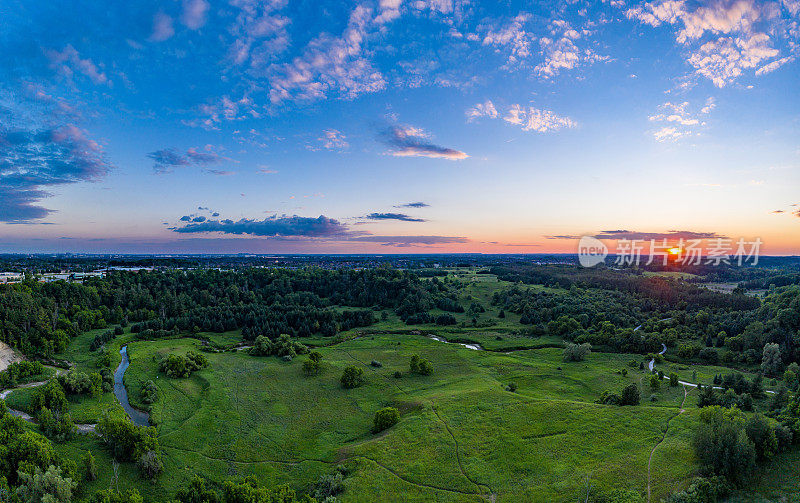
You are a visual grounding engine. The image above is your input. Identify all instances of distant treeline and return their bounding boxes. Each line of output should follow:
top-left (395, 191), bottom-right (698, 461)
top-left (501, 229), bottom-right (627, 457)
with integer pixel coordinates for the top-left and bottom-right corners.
top-left (0, 268), bottom-right (462, 356)
top-left (490, 265), bottom-right (759, 311)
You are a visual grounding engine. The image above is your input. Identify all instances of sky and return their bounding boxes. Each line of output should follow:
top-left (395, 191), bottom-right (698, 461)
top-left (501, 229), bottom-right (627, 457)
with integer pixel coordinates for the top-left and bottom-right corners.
top-left (0, 0), bottom-right (798, 255)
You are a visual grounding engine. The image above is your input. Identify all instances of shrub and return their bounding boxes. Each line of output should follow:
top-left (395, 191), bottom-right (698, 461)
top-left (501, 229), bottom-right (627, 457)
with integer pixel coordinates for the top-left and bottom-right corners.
top-left (340, 366), bottom-right (365, 389)
top-left (650, 375), bottom-right (661, 390)
top-left (693, 407), bottom-right (756, 486)
top-left (393, 371), bottom-right (402, 379)
top-left (620, 383), bottom-right (640, 406)
top-left (598, 391), bottom-right (621, 406)
top-left (302, 359), bottom-right (321, 377)
top-left (506, 382), bottom-right (518, 392)
top-left (140, 381), bottom-right (158, 404)
top-left (418, 359), bottom-right (434, 375)
top-left (370, 360), bottom-right (382, 368)
top-left (31, 380), bottom-right (68, 413)
top-left (250, 334), bottom-right (307, 358)
top-left (563, 343), bottom-right (591, 362)
top-left (137, 450), bottom-right (163, 479)
top-left (669, 373), bottom-right (679, 387)
top-left (159, 352), bottom-right (208, 378)
top-left (313, 466), bottom-right (348, 500)
top-left (373, 407), bottom-right (400, 433)
top-left (84, 451), bottom-right (97, 481)
top-left (58, 370), bottom-right (100, 396)
top-left (96, 409), bottom-right (161, 478)
top-left (409, 354), bottom-right (420, 374)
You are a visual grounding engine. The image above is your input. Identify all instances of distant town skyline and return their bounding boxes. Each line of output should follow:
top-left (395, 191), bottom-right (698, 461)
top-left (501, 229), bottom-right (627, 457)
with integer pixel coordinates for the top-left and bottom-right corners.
top-left (1, 0), bottom-right (798, 254)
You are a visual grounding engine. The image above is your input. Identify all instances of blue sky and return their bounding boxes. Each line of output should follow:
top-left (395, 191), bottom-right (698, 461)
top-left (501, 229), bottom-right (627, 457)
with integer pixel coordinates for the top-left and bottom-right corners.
top-left (1, 0), bottom-right (798, 254)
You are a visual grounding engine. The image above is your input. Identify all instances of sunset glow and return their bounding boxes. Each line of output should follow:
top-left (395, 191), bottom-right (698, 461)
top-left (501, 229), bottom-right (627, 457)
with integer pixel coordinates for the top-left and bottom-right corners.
top-left (0, 0), bottom-right (798, 254)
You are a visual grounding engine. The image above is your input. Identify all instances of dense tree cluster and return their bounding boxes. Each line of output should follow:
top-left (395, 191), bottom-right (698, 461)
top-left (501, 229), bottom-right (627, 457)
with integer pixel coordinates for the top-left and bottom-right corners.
top-left (0, 400), bottom-right (77, 492)
top-left (96, 409), bottom-right (162, 478)
top-left (250, 334), bottom-right (307, 358)
top-left (0, 361), bottom-right (45, 388)
top-left (159, 352), bottom-right (209, 378)
top-left (173, 475), bottom-right (321, 503)
top-left (0, 268), bottom-right (464, 359)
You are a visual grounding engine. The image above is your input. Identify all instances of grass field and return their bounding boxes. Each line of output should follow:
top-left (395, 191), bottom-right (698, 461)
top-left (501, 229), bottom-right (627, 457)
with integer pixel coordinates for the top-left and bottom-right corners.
top-left (3, 274), bottom-right (792, 501)
top-left (24, 330), bottom-right (712, 502)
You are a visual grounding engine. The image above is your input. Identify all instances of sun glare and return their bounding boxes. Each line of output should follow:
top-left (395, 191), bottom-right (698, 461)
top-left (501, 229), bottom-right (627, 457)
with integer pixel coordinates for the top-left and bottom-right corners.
top-left (668, 247), bottom-right (682, 255)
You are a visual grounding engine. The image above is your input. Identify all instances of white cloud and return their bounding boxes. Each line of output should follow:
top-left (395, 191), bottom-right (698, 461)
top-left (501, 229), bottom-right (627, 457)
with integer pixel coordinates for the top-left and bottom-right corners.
top-left (45, 45), bottom-right (109, 86)
top-left (756, 55), bottom-right (795, 74)
top-left (227, 0), bottom-right (290, 67)
top-left (624, 0), bottom-right (796, 86)
top-left (504, 104), bottom-right (578, 132)
top-left (534, 19), bottom-right (609, 77)
top-left (267, 5), bottom-right (387, 103)
top-left (466, 100), bottom-right (498, 121)
top-left (468, 101), bottom-right (576, 132)
top-left (150, 11), bottom-right (175, 42)
top-left (482, 13), bottom-right (535, 63)
top-left (649, 99), bottom-right (712, 141)
top-left (687, 34), bottom-right (778, 87)
top-left (182, 0), bottom-right (210, 29)
top-left (376, 0), bottom-right (402, 24)
top-left (318, 129), bottom-right (349, 151)
top-left (653, 126), bottom-right (688, 141)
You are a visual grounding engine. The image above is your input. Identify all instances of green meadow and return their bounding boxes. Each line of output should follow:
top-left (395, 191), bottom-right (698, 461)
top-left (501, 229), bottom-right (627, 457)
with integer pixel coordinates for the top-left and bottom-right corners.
top-left (7, 327), bottom-right (714, 502)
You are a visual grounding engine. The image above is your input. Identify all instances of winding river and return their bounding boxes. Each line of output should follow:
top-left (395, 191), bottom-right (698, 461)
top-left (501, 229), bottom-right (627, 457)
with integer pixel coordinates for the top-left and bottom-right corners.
top-left (114, 346), bottom-right (150, 426)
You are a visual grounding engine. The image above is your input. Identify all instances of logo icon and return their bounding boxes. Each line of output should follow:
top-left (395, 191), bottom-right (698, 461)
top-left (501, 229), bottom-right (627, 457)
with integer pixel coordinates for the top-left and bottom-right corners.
top-left (578, 236), bottom-right (608, 267)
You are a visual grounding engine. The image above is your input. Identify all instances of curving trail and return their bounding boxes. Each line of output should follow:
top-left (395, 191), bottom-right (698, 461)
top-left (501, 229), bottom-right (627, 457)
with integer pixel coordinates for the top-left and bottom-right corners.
top-left (0, 367), bottom-right (98, 433)
top-left (646, 385), bottom-right (688, 503)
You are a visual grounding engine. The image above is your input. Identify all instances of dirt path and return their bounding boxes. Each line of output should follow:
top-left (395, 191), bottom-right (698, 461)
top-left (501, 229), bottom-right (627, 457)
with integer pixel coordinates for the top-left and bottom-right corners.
top-left (646, 385), bottom-right (688, 503)
top-left (1, 366), bottom-right (96, 433)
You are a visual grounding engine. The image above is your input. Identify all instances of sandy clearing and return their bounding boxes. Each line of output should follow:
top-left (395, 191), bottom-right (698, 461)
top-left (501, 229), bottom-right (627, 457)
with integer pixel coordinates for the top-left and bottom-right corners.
top-left (0, 341), bottom-right (23, 372)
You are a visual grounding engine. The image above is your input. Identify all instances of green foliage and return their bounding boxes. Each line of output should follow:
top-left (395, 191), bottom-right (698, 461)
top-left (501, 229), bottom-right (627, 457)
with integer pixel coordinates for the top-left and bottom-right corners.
top-left (221, 476), bottom-right (316, 503)
top-left (745, 414), bottom-right (778, 461)
top-left (0, 361), bottom-right (45, 388)
top-left (302, 358), bottom-right (321, 376)
top-left (0, 401), bottom-right (59, 486)
top-left (140, 380), bottom-right (158, 404)
top-left (83, 451), bottom-right (97, 481)
top-left (57, 369), bottom-right (100, 396)
top-left (649, 375), bottom-right (661, 390)
top-left (88, 489), bottom-right (144, 503)
top-left (784, 362), bottom-right (800, 391)
top-left (563, 343), bottom-right (591, 362)
top-left (693, 407), bottom-right (756, 486)
top-left (620, 384), bottom-right (640, 406)
top-left (373, 407), bottom-right (399, 433)
top-left (409, 354), bottom-right (420, 374)
top-left (418, 359), bottom-right (433, 375)
top-left (339, 366), bottom-right (364, 389)
top-left (408, 354), bottom-right (433, 375)
top-left (312, 466), bottom-right (348, 501)
top-left (250, 334), bottom-right (308, 358)
top-left (36, 407), bottom-right (75, 442)
top-left (15, 465), bottom-right (76, 503)
top-left (159, 352), bottom-right (209, 378)
top-left (669, 373), bottom-right (679, 387)
top-left (761, 343), bottom-right (784, 376)
top-left (31, 380), bottom-right (67, 414)
top-left (665, 476), bottom-right (730, 503)
top-left (778, 390), bottom-right (800, 437)
top-left (96, 409), bottom-right (161, 478)
top-left (174, 476), bottom-right (220, 503)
